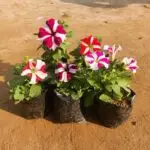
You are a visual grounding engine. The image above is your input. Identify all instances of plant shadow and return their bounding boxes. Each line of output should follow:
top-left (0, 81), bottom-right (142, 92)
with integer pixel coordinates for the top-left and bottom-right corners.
top-left (60, 0), bottom-right (150, 8)
top-left (0, 60), bottom-right (27, 118)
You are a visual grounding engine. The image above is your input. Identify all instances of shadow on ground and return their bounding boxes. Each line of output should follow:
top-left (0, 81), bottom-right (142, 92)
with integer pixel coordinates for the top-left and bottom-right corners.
top-left (0, 60), bottom-right (55, 120)
top-left (60, 0), bottom-right (150, 8)
top-left (0, 60), bottom-right (28, 118)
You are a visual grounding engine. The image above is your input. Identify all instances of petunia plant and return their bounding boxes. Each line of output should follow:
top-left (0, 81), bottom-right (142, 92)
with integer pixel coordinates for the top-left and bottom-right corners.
top-left (8, 57), bottom-right (48, 104)
top-left (36, 18), bottom-right (88, 101)
top-left (71, 35), bottom-right (139, 107)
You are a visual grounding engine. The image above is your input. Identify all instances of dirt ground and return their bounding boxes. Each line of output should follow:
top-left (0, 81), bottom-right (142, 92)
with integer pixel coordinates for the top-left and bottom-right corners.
top-left (0, 0), bottom-right (150, 150)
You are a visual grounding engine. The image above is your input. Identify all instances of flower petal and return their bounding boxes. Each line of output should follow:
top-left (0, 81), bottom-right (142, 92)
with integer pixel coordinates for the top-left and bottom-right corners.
top-left (54, 36), bottom-right (62, 46)
top-left (36, 59), bottom-right (46, 70)
top-left (69, 64), bottom-right (78, 74)
top-left (43, 36), bottom-right (53, 49)
top-left (29, 74), bottom-right (37, 84)
top-left (56, 25), bottom-right (66, 34)
top-left (85, 53), bottom-right (94, 64)
top-left (96, 51), bottom-right (105, 60)
top-left (53, 20), bottom-right (59, 32)
top-left (60, 72), bottom-right (68, 82)
top-left (103, 45), bottom-right (110, 51)
top-left (21, 69), bottom-right (31, 76)
top-left (55, 33), bottom-right (66, 43)
top-left (29, 59), bottom-right (36, 69)
top-left (55, 68), bottom-right (65, 74)
top-left (59, 72), bottom-right (72, 82)
top-left (36, 71), bottom-right (48, 80)
top-left (67, 72), bottom-right (72, 81)
top-left (103, 45), bottom-right (113, 53)
top-left (38, 27), bottom-right (50, 39)
top-left (46, 18), bottom-right (58, 32)
top-left (89, 62), bottom-right (99, 70)
top-left (91, 37), bottom-right (101, 51)
top-left (81, 35), bottom-right (91, 46)
top-left (99, 58), bottom-right (110, 69)
top-left (80, 44), bottom-right (90, 55)
top-left (51, 36), bottom-right (59, 50)
top-left (122, 57), bottom-right (138, 73)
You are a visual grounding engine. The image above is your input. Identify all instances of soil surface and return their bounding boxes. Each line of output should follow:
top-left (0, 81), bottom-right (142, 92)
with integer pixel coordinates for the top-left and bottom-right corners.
top-left (0, 0), bottom-right (150, 150)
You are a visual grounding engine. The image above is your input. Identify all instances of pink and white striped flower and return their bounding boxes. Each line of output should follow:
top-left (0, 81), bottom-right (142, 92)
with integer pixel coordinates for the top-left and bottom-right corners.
top-left (38, 18), bottom-right (66, 50)
top-left (85, 51), bottom-right (110, 70)
top-left (55, 62), bottom-right (78, 82)
top-left (80, 35), bottom-right (101, 55)
top-left (103, 45), bottom-right (114, 53)
top-left (103, 44), bottom-right (122, 61)
top-left (21, 59), bottom-right (48, 84)
top-left (122, 57), bottom-right (139, 73)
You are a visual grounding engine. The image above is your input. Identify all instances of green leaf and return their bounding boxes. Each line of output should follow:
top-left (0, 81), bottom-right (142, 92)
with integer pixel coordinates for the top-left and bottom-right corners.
top-left (105, 84), bottom-right (112, 92)
top-left (71, 93), bottom-right (80, 100)
top-left (29, 84), bottom-right (42, 98)
top-left (70, 79), bottom-right (81, 90)
top-left (66, 31), bottom-right (73, 38)
top-left (113, 93), bottom-right (122, 101)
top-left (99, 94), bottom-right (112, 103)
top-left (60, 42), bottom-right (71, 50)
top-left (87, 78), bottom-right (101, 89)
top-left (112, 84), bottom-right (121, 95)
top-left (117, 78), bottom-right (130, 88)
top-left (69, 47), bottom-right (80, 57)
top-left (64, 23), bottom-right (69, 28)
top-left (8, 76), bottom-right (27, 88)
top-left (120, 71), bottom-right (132, 78)
top-left (96, 36), bottom-right (102, 42)
top-left (52, 49), bottom-right (63, 61)
top-left (13, 63), bottom-right (24, 75)
top-left (14, 86), bottom-right (25, 101)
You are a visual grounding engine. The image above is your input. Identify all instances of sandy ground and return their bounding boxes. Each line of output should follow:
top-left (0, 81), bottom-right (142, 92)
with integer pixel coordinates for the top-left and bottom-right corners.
top-left (0, 0), bottom-right (150, 150)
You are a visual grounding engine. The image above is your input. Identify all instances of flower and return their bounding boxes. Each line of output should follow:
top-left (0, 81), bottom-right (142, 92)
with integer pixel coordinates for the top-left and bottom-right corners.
top-left (80, 35), bottom-right (101, 55)
top-left (103, 45), bottom-right (113, 53)
top-left (103, 44), bottom-right (122, 61)
top-left (85, 51), bottom-right (110, 70)
top-left (122, 57), bottom-right (139, 73)
top-left (38, 18), bottom-right (66, 50)
top-left (21, 59), bottom-right (48, 84)
top-left (55, 62), bottom-right (78, 82)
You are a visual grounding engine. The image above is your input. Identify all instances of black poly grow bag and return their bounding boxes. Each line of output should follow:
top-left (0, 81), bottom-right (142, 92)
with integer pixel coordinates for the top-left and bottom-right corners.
top-left (22, 95), bottom-right (45, 119)
top-left (53, 92), bottom-right (85, 123)
top-left (95, 90), bottom-right (136, 128)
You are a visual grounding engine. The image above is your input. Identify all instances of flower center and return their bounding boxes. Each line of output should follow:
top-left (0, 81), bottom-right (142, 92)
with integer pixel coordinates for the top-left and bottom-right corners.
top-left (31, 68), bottom-right (37, 73)
top-left (89, 44), bottom-right (93, 49)
top-left (51, 31), bottom-right (56, 36)
top-left (65, 66), bottom-right (69, 72)
top-left (95, 58), bottom-right (99, 63)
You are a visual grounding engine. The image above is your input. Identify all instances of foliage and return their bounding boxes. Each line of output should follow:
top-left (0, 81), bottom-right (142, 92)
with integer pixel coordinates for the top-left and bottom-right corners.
top-left (8, 18), bottom-right (137, 107)
top-left (8, 60), bottom-right (44, 104)
top-left (71, 46), bottom-right (133, 106)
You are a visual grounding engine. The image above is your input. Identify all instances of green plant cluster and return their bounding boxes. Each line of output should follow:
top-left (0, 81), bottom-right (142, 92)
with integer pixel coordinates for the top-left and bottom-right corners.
top-left (7, 19), bottom-right (136, 107)
top-left (8, 62), bottom-right (43, 104)
top-left (41, 24), bottom-right (87, 101)
top-left (71, 49), bottom-right (133, 107)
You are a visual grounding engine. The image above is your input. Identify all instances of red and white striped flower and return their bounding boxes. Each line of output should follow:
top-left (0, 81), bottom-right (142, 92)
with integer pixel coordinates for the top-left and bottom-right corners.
top-left (55, 62), bottom-right (78, 82)
top-left (122, 57), bottom-right (139, 73)
top-left (85, 51), bottom-right (110, 70)
top-left (38, 18), bottom-right (66, 50)
top-left (103, 44), bottom-right (122, 61)
top-left (21, 59), bottom-right (48, 84)
top-left (80, 35), bottom-right (101, 55)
